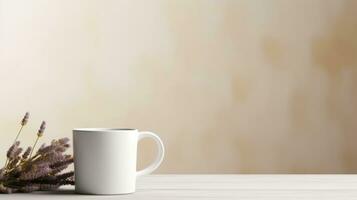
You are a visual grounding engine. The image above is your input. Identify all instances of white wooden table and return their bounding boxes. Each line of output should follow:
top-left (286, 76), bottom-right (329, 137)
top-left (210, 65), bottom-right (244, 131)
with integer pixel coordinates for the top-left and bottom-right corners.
top-left (2, 175), bottom-right (357, 199)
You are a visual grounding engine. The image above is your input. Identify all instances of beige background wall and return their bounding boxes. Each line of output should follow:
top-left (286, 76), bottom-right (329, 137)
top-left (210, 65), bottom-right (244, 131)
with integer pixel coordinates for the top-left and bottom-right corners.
top-left (0, 0), bottom-right (357, 173)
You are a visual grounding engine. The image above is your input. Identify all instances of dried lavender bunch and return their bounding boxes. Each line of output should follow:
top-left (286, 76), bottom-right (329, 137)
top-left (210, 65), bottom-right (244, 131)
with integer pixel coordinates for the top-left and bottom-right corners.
top-left (0, 138), bottom-right (74, 193)
top-left (0, 113), bottom-right (74, 193)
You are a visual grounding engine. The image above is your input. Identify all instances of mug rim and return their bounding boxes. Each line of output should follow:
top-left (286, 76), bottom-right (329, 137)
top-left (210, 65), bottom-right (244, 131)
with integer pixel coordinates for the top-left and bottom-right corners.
top-left (73, 128), bottom-right (138, 132)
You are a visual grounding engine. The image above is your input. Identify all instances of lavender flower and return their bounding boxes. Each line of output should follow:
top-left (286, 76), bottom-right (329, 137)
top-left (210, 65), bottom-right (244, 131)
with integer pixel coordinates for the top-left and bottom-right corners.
top-left (22, 147), bottom-right (32, 160)
top-left (37, 121), bottom-right (46, 137)
top-left (7, 141), bottom-right (20, 159)
top-left (56, 171), bottom-right (74, 180)
top-left (4, 112), bottom-right (30, 169)
top-left (21, 112), bottom-right (30, 126)
top-left (39, 143), bottom-right (46, 150)
top-left (20, 164), bottom-right (51, 180)
top-left (58, 138), bottom-right (69, 145)
top-left (39, 152), bottom-right (65, 166)
top-left (50, 165), bottom-right (69, 175)
top-left (50, 157), bottom-right (74, 169)
top-left (29, 121), bottom-right (47, 158)
top-left (13, 112), bottom-right (30, 145)
top-left (37, 145), bottom-right (56, 155)
top-left (7, 156), bottom-right (21, 169)
top-left (14, 147), bottom-right (23, 158)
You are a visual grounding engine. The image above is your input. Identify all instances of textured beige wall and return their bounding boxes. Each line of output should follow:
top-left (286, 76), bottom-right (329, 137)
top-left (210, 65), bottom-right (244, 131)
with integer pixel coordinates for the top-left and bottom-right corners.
top-left (0, 0), bottom-right (357, 173)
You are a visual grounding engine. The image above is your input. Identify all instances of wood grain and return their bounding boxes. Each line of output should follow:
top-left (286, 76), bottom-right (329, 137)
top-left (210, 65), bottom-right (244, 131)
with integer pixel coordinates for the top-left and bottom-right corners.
top-left (2, 175), bottom-right (357, 199)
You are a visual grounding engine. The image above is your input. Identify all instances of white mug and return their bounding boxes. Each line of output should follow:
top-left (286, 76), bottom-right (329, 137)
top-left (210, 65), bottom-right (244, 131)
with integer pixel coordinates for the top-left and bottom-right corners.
top-left (73, 128), bottom-right (165, 195)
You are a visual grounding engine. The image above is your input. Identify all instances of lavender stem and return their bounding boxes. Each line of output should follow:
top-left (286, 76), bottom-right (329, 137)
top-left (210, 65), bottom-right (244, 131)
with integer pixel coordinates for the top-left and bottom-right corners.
top-left (29, 137), bottom-right (40, 159)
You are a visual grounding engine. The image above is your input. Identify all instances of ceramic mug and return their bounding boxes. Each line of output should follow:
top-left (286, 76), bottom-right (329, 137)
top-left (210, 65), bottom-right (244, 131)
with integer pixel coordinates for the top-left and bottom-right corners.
top-left (73, 128), bottom-right (165, 194)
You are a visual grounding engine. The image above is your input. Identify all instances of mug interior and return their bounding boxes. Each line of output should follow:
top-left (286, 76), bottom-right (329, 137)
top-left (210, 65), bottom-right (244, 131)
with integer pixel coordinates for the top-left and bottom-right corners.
top-left (73, 128), bottom-right (137, 132)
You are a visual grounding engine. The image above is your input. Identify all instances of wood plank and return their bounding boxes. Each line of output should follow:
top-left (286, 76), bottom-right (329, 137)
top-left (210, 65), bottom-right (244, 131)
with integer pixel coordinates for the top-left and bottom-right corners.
top-left (1, 175), bottom-right (357, 200)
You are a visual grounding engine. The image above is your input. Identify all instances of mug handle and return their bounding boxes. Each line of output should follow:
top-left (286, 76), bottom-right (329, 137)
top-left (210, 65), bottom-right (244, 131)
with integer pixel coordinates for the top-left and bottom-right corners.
top-left (136, 131), bottom-right (165, 177)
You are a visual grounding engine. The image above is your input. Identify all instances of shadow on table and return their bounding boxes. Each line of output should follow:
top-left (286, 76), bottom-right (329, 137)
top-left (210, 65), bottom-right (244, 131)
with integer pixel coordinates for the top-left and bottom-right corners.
top-left (26, 189), bottom-right (78, 196)
top-left (31, 189), bottom-right (134, 196)
top-left (39, 189), bottom-right (76, 195)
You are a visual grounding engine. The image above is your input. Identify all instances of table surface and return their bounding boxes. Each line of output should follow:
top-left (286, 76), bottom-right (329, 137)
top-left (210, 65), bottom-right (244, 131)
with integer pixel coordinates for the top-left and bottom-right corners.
top-left (2, 175), bottom-right (357, 199)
